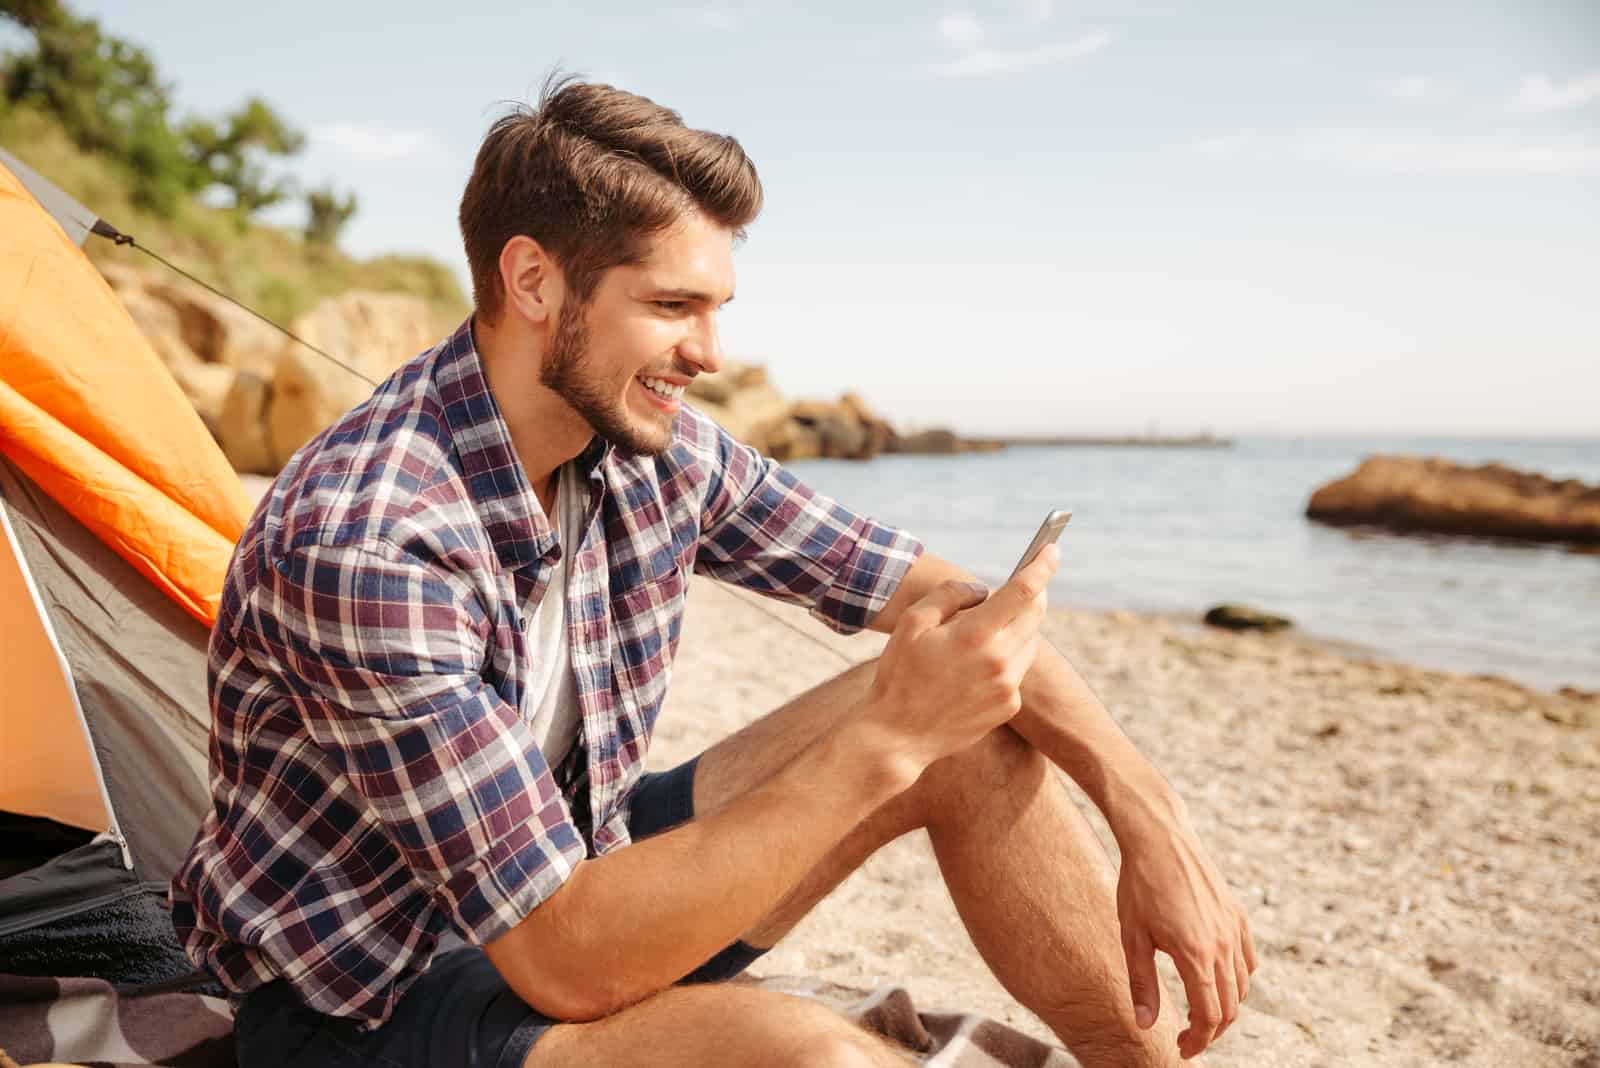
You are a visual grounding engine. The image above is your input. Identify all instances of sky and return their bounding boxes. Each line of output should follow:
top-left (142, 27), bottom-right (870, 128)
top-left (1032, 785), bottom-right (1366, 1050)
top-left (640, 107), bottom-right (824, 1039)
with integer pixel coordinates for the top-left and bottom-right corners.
top-left (28, 1), bottom-right (1600, 436)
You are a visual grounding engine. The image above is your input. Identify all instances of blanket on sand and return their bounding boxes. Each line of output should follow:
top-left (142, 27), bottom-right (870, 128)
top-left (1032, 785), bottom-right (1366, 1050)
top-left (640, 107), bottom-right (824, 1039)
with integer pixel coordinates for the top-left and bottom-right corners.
top-left (0, 973), bottom-right (1081, 1067)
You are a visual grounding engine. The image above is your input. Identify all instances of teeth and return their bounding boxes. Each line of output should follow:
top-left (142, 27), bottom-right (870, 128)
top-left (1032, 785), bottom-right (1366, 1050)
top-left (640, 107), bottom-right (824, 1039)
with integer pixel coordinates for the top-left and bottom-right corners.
top-left (639, 376), bottom-right (685, 399)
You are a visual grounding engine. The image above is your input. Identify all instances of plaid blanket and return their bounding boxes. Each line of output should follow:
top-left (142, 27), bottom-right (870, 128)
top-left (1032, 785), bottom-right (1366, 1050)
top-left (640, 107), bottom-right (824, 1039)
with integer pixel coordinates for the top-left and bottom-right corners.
top-left (0, 973), bottom-right (1081, 1067)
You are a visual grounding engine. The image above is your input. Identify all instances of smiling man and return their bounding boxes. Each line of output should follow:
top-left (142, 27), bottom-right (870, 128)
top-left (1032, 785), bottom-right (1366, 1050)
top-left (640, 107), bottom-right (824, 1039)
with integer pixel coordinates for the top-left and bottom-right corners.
top-left (171, 79), bottom-right (1253, 1068)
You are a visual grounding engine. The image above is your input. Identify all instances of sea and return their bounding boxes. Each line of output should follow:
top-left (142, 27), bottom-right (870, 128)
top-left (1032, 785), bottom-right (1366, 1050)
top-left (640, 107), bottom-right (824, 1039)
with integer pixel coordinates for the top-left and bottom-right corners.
top-left (784, 437), bottom-right (1600, 694)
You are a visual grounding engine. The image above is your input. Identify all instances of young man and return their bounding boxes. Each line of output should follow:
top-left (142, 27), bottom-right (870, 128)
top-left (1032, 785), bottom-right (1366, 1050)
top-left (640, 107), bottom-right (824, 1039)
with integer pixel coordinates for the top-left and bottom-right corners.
top-left (172, 80), bottom-right (1254, 1068)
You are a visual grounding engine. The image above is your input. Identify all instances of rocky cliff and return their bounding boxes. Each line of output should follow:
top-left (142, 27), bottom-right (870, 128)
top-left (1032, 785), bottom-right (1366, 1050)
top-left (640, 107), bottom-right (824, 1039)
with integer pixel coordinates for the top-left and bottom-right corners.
top-left (108, 266), bottom-right (988, 471)
top-left (104, 265), bottom-right (442, 474)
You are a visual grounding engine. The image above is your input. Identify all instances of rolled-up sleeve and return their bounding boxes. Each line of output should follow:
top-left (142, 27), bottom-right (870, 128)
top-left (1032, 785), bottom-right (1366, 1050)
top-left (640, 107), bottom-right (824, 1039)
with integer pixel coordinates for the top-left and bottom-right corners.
top-left (256, 537), bottom-right (585, 945)
top-left (692, 418), bottom-right (923, 634)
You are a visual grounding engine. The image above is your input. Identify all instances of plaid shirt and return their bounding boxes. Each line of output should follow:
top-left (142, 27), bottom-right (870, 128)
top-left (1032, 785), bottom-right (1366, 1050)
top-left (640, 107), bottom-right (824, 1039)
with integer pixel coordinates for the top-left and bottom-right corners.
top-left (169, 320), bottom-right (922, 1025)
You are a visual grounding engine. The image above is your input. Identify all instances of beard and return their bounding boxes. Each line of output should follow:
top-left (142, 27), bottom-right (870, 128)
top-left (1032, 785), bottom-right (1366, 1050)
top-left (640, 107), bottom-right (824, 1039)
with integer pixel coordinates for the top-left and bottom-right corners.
top-left (539, 300), bottom-right (675, 457)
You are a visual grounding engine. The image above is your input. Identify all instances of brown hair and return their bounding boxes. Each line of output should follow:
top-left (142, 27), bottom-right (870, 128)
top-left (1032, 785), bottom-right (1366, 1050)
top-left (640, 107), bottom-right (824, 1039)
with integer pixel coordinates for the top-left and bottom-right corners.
top-left (459, 75), bottom-right (764, 322)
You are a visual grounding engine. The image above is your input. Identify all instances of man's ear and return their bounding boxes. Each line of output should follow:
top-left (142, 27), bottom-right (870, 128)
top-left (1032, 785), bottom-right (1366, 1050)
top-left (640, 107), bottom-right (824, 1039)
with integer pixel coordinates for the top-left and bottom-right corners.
top-left (498, 235), bottom-right (564, 327)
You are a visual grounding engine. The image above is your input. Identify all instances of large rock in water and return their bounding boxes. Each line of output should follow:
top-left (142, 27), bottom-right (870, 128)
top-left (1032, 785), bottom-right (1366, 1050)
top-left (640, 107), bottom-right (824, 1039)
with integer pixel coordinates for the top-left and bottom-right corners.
top-left (1307, 455), bottom-right (1600, 544)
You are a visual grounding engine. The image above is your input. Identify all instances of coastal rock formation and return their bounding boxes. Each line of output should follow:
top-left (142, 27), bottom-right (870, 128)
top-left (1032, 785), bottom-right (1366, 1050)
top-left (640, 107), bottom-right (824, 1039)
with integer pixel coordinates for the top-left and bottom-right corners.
top-left (683, 361), bottom-right (790, 447)
top-left (1307, 455), bottom-right (1600, 545)
top-left (110, 264), bottom-right (989, 472)
top-left (686, 362), bottom-right (989, 461)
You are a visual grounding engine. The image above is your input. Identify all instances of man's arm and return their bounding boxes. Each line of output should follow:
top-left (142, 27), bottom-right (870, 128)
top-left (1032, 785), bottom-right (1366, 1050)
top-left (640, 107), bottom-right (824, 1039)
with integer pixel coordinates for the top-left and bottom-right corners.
top-left (486, 554), bottom-right (1056, 1021)
top-left (869, 550), bottom-right (1257, 1061)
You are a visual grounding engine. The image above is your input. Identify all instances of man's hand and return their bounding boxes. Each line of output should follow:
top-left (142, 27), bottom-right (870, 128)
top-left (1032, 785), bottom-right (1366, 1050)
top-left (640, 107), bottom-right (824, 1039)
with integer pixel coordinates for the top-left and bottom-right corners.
top-left (1116, 809), bottom-right (1257, 1060)
top-left (862, 545), bottom-right (1059, 775)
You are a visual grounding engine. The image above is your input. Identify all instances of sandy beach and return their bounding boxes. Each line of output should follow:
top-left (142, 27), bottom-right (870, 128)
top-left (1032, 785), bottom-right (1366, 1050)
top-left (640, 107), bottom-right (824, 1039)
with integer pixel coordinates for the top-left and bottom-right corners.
top-left (653, 576), bottom-right (1600, 1068)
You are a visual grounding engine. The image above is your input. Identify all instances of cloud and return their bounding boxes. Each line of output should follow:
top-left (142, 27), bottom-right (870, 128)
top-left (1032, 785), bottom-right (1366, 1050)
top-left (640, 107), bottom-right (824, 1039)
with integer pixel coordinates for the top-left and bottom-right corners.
top-left (934, 30), bottom-right (1112, 78)
top-left (1513, 71), bottom-right (1600, 114)
top-left (1373, 76), bottom-right (1435, 101)
top-left (938, 13), bottom-right (985, 48)
top-left (314, 124), bottom-right (433, 163)
top-left (1192, 132), bottom-right (1258, 158)
top-left (687, 6), bottom-right (740, 32)
top-left (1021, 0), bottom-right (1054, 25)
top-left (1301, 131), bottom-right (1600, 175)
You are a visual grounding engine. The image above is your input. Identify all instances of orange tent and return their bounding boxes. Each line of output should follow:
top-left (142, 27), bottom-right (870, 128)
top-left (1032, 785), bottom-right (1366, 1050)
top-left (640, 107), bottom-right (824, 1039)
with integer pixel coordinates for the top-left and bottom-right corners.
top-left (0, 158), bottom-right (249, 627)
top-left (1, 151), bottom-right (246, 983)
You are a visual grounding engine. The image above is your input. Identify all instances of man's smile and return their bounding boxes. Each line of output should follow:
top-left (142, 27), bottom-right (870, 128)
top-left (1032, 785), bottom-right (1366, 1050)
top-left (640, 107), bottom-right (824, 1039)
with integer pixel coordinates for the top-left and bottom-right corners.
top-left (636, 374), bottom-right (688, 409)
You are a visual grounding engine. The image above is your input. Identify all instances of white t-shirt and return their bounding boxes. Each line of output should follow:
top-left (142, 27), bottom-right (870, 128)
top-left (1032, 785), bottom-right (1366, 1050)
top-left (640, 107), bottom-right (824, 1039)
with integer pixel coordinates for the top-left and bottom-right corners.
top-left (520, 463), bottom-right (585, 770)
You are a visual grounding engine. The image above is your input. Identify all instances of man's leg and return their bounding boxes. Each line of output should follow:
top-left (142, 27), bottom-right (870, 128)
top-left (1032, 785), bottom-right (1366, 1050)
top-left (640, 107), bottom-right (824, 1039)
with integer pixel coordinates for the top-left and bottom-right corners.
top-left (690, 660), bottom-right (1187, 1068)
top-left (532, 982), bottom-right (912, 1067)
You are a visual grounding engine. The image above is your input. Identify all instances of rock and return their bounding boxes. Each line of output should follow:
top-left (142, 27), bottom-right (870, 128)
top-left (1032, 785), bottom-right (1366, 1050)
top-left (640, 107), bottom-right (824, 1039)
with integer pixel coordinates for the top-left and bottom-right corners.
top-left (836, 392), bottom-right (896, 457)
top-left (687, 361), bottom-right (790, 451)
top-left (685, 361), bottom-right (770, 406)
top-left (166, 360), bottom-right (236, 437)
top-left (145, 278), bottom-right (286, 376)
top-left (688, 365), bottom-right (908, 461)
top-left (1203, 604), bottom-right (1294, 632)
top-left (763, 419), bottom-right (825, 462)
top-left (217, 370), bottom-right (275, 475)
top-left (266, 292), bottom-right (437, 467)
top-left (887, 429), bottom-right (963, 454)
top-left (1306, 455), bottom-right (1600, 545)
top-left (113, 285), bottom-right (203, 370)
top-left (790, 399), bottom-right (872, 459)
top-left (885, 428), bottom-right (1005, 456)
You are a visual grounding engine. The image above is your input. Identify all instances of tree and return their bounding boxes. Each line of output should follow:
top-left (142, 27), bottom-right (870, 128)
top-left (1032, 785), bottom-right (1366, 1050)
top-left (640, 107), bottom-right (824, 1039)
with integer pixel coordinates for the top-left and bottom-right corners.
top-left (304, 183), bottom-right (358, 246)
top-left (182, 96), bottom-right (305, 219)
top-left (2, 1), bottom-right (195, 211)
top-left (2, 2), bottom-right (305, 219)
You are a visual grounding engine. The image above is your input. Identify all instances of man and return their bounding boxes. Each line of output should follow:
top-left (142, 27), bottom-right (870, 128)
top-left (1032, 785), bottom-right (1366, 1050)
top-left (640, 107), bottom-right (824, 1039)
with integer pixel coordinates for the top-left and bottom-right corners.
top-left (172, 79), bottom-right (1254, 1067)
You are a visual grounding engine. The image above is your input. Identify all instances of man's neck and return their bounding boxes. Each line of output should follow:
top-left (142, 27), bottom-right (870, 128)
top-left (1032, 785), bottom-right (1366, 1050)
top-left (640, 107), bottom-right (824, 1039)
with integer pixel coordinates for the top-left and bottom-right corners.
top-left (474, 312), bottom-right (593, 517)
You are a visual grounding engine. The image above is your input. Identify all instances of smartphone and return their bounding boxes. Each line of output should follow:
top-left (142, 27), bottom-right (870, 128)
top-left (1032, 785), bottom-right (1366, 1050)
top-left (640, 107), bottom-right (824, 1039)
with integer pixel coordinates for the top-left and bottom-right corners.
top-left (1010, 509), bottom-right (1072, 579)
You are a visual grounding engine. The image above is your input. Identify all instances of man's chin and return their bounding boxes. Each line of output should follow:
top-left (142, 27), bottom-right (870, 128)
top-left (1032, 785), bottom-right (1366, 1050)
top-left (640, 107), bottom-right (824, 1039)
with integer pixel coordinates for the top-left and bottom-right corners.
top-left (597, 411), bottom-right (675, 457)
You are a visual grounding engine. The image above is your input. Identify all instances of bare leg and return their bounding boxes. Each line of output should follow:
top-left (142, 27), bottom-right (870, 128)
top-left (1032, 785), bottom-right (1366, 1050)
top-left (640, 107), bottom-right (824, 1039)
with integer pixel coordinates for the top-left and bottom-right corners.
top-left (691, 660), bottom-right (1186, 1068)
top-left (529, 982), bottom-right (913, 1067)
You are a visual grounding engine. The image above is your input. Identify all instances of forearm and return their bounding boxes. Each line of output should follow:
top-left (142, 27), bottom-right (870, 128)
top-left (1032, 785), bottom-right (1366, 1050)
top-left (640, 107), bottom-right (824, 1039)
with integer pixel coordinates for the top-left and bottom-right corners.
top-left (1013, 642), bottom-right (1186, 844)
top-left (875, 551), bottom-right (1183, 840)
top-left (487, 717), bottom-right (914, 1019)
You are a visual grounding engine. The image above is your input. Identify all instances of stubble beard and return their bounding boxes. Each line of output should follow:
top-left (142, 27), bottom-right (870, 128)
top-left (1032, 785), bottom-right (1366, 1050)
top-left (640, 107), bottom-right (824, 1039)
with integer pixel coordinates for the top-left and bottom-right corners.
top-left (539, 300), bottom-right (674, 457)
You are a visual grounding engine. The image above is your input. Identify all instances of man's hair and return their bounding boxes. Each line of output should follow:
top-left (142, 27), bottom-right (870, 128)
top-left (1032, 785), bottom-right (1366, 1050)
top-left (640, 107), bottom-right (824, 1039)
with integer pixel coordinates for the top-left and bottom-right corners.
top-left (460, 75), bottom-right (764, 322)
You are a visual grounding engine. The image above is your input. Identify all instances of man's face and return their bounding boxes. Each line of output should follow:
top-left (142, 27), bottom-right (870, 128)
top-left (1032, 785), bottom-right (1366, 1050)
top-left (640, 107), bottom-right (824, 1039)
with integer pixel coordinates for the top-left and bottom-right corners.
top-left (540, 212), bottom-right (735, 456)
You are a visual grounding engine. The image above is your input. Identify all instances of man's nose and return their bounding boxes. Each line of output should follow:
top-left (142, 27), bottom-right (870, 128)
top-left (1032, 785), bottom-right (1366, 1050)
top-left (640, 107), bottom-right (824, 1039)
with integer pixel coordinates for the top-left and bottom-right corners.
top-left (678, 313), bottom-right (724, 375)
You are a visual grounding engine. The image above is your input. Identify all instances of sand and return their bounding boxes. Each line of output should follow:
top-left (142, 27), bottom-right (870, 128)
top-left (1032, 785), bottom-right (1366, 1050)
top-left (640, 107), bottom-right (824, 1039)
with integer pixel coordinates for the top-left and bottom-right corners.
top-left (651, 577), bottom-right (1600, 1068)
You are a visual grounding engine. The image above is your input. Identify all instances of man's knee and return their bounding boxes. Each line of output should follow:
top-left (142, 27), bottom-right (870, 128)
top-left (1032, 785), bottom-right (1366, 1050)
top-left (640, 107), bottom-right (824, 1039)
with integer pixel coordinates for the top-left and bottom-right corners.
top-left (912, 725), bottom-right (1049, 824)
top-left (772, 1003), bottom-right (905, 1067)
top-left (748, 995), bottom-right (903, 1068)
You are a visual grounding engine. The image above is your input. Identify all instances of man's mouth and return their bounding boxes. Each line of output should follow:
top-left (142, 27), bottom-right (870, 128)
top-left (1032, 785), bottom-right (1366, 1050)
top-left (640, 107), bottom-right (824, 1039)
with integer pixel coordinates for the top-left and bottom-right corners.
top-left (637, 375), bottom-right (688, 403)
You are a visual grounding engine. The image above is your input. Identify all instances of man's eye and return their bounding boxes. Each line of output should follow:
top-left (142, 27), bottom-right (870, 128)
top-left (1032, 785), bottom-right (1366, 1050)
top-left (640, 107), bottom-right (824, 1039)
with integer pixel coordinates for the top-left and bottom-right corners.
top-left (653, 300), bottom-right (687, 311)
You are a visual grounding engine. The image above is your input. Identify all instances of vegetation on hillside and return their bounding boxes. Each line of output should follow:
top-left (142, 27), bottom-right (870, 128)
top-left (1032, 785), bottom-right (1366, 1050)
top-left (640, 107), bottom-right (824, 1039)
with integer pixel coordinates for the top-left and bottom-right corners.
top-left (0, 0), bottom-right (467, 329)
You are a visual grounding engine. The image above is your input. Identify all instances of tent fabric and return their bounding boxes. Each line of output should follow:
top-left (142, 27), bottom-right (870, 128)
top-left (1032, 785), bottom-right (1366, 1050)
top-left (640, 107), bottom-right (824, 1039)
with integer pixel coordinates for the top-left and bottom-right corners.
top-left (0, 156), bottom-right (250, 628)
top-left (0, 452), bottom-right (212, 884)
top-left (0, 152), bottom-right (241, 978)
top-left (0, 489), bottom-right (108, 834)
top-left (0, 146), bottom-right (99, 247)
top-left (0, 833), bottom-right (131, 940)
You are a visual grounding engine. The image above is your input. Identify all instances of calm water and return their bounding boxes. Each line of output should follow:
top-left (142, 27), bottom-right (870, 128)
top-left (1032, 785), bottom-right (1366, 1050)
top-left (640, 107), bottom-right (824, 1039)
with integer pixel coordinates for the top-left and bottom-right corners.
top-left (786, 437), bottom-right (1600, 693)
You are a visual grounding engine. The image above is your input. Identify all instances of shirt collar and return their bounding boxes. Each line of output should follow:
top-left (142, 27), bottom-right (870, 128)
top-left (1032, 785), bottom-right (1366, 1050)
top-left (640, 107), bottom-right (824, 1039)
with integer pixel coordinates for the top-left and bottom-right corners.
top-left (434, 317), bottom-right (614, 572)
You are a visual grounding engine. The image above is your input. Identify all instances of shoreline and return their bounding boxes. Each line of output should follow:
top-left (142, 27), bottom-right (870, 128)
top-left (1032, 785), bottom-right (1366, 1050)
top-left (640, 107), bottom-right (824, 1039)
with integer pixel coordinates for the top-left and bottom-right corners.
top-left (655, 576), bottom-right (1599, 1067)
top-left (1061, 599), bottom-right (1597, 700)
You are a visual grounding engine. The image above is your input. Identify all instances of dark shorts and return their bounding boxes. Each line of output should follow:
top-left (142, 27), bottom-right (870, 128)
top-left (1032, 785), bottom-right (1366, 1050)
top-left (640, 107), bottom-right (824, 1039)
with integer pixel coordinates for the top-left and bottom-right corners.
top-left (233, 757), bottom-right (765, 1068)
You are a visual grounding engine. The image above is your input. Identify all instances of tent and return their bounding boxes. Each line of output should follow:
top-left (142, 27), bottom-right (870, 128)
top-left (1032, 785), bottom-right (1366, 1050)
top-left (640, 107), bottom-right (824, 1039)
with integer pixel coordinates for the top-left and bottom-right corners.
top-left (0, 149), bottom-right (251, 985)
